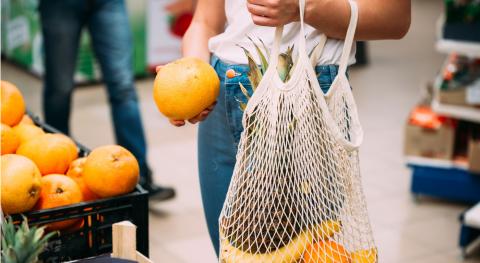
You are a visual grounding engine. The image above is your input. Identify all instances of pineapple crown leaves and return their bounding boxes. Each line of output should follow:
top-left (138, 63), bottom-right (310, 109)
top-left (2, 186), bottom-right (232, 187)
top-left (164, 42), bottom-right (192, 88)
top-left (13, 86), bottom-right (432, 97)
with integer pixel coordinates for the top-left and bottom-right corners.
top-left (238, 45), bottom-right (263, 91)
top-left (237, 36), bottom-right (320, 111)
top-left (1, 216), bottom-right (58, 263)
top-left (246, 36), bottom-right (269, 74)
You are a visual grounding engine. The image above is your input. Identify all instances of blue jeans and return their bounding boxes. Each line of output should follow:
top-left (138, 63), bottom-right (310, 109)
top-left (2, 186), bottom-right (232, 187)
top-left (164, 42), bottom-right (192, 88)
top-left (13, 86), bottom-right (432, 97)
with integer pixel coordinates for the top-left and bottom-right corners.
top-left (39, 0), bottom-right (150, 182)
top-left (198, 55), bottom-right (341, 255)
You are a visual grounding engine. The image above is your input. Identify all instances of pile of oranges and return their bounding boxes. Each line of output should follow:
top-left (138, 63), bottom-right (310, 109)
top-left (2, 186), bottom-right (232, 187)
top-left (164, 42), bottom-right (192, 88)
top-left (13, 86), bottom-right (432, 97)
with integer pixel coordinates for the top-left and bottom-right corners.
top-left (1, 80), bottom-right (140, 231)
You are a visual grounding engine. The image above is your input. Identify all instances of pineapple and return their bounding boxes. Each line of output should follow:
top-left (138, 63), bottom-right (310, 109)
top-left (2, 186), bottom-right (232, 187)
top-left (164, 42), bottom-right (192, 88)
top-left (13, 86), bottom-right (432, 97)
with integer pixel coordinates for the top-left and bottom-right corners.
top-left (1, 216), bottom-right (57, 263)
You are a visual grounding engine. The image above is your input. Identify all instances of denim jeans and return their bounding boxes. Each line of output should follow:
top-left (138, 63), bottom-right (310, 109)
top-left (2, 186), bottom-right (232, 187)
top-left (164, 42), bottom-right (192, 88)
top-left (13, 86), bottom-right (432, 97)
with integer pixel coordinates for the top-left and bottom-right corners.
top-left (198, 55), bottom-right (341, 255)
top-left (39, 0), bottom-right (150, 182)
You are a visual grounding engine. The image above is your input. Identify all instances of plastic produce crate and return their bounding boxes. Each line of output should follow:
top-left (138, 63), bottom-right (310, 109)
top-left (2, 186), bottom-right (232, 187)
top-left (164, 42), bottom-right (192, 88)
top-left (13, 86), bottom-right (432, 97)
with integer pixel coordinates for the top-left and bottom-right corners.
top-left (9, 113), bottom-right (149, 262)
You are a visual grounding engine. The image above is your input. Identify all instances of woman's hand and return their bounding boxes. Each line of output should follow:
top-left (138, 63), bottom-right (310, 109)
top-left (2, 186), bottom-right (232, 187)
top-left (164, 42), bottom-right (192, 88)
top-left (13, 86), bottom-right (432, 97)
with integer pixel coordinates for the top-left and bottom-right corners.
top-left (247, 0), bottom-right (299, 27)
top-left (156, 66), bottom-right (216, 127)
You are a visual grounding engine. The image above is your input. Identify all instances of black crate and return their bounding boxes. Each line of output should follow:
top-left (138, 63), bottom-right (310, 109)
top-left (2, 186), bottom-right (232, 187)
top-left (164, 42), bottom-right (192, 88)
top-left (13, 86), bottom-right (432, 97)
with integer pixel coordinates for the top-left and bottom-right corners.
top-left (9, 113), bottom-right (149, 262)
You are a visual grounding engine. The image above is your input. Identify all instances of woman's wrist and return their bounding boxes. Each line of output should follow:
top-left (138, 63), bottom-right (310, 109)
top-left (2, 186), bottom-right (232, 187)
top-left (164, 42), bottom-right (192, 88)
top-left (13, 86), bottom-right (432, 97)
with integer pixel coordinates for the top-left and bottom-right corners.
top-left (304, 0), bottom-right (350, 39)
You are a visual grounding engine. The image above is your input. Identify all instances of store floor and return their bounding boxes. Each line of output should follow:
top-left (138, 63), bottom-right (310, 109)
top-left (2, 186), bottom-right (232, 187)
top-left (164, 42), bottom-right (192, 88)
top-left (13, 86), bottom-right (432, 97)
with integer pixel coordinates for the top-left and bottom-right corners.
top-left (2, 0), bottom-right (480, 262)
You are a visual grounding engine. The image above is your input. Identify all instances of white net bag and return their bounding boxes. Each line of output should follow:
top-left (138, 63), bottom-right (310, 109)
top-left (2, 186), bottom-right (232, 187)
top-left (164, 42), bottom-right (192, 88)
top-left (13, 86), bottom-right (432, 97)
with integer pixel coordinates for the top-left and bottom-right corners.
top-left (219, 0), bottom-right (377, 262)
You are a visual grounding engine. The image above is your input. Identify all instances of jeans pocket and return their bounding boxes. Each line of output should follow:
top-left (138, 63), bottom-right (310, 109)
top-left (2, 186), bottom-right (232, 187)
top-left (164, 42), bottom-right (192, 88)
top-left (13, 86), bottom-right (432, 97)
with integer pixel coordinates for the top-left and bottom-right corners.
top-left (225, 80), bottom-right (253, 144)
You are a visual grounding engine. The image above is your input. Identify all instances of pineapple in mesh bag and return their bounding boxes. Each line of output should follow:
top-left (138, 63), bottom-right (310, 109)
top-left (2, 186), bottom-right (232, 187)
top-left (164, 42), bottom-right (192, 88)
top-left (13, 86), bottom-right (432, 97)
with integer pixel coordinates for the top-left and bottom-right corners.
top-left (219, 1), bottom-right (377, 262)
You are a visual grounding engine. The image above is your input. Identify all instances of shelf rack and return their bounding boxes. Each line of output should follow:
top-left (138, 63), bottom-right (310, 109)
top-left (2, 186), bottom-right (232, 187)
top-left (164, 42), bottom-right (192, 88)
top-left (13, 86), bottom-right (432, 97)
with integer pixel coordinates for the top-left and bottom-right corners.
top-left (407, 156), bottom-right (480, 203)
top-left (436, 39), bottom-right (480, 57)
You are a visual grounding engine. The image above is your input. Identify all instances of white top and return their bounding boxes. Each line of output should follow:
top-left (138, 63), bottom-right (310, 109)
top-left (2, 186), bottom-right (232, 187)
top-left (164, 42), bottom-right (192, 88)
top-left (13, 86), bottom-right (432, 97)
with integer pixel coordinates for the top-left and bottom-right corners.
top-left (208, 0), bottom-right (356, 65)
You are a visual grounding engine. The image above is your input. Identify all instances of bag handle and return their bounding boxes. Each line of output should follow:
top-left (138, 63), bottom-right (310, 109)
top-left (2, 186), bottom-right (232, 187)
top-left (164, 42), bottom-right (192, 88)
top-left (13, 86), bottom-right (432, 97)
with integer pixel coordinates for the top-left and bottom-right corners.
top-left (266, 0), bottom-right (308, 75)
top-left (267, 0), bottom-right (358, 75)
top-left (338, 0), bottom-right (358, 75)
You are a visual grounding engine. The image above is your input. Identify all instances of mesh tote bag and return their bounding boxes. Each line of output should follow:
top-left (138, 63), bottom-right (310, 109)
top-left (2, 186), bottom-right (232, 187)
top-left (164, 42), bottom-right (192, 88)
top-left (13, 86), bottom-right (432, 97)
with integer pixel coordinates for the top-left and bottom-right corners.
top-left (219, 0), bottom-right (377, 262)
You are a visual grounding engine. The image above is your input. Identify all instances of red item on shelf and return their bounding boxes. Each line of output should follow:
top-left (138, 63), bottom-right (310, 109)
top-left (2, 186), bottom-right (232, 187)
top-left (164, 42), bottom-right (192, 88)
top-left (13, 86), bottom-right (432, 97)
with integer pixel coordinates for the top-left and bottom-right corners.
top-left (170, 13), bottom-right (193, 37)
top-left (408, 106), bottom-right (456, 130)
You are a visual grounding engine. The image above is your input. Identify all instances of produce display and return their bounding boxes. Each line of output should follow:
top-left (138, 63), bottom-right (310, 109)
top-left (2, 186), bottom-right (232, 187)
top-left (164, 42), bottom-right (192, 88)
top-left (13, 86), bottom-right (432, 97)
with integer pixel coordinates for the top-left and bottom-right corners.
top-left (0, 80), bottom-right (141, 234)
top-left (153, 57), bottom-right (220, 120)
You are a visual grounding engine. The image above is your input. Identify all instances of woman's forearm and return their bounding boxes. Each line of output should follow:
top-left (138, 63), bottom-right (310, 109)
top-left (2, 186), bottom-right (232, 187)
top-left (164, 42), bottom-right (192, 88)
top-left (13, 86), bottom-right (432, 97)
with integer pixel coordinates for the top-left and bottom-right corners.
top-left (182, 22), bottom-right (216, 62)
top-left (182, 0), bottom-right (226, 62)
top-left (305, 0), bottom-right (411, 40)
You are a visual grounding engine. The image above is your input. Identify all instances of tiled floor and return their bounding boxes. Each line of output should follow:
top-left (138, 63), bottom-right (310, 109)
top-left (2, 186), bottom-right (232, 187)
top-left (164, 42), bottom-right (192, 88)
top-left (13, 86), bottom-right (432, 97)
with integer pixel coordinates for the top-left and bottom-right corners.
top-left (2, 0), bottom-right (480, 262)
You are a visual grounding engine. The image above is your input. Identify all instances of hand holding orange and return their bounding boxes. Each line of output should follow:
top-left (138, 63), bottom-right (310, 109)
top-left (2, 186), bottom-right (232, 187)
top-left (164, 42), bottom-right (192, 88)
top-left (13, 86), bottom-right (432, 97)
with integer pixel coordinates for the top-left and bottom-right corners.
top-left (153, 57), bottom-right (220, 126)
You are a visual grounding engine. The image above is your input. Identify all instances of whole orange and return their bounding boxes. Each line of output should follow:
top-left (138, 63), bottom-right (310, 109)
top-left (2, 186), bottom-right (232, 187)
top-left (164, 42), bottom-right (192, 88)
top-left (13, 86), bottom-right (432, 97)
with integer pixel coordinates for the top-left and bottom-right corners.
top-left (17, 133), bottom-right (78, 175)
top-left (153, 57), bottom-right (220, 120)
top-left (303, 240), bottom-right (351, 263)
top-left (12, 123), bottom-right (45, 145)
top-left (1, 124), bottom-right (20, 155)
top-left (83, 145), bottom-right (139, 198)
top-left (36, 174), bottom-right (83, 230)
top-left (66, 157), bottom-right (98, 201)
top-left (1, 154), bottom-right (42, 214)
top-left (19, 114), bottom-right (34, 125)
top-left (1, 80), bottom-right (26, 126)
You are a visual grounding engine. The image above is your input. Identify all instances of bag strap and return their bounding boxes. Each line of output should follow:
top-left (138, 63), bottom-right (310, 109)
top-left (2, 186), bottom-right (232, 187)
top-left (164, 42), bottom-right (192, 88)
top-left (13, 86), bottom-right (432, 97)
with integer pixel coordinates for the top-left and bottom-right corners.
top-left (266, 0), bottom-right (308, 73)
top-left (269, 0), bottom-right (358, 72)
top-left (338, 0), bottom-right (358, 75)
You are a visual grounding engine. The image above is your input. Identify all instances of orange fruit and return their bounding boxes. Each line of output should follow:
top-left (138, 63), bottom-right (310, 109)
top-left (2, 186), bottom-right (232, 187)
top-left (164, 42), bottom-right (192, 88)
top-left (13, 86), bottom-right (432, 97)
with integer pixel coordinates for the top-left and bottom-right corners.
top-left (17, 133), bottom-right (78, 175)
top-left (1, 80), bottom-right (26, 126)
top-left (12, 123), bottom-right (45, 145)
top-left (1, 124), bottom-right (20, 155)
top-left (303, 240), bottom-right (351, 263)
top-left (19, 114), bottom-right (34, 125)
top-left (83, 145), bottom-right (139, 198)
top-left (1, 154), bottom-right (42, 214)
top-left (153, 57), bottom-right (220, 120)
top-left (35, 174), bottom-right (83, 230)
top-left (66, 157), bottom-right (98, 201)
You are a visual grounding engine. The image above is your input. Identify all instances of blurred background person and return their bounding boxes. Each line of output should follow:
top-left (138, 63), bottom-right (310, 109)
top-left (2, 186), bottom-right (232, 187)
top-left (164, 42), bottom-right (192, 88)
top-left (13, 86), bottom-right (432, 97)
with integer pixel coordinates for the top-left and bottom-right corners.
top-left (39, 0), bottom-right (175, 201)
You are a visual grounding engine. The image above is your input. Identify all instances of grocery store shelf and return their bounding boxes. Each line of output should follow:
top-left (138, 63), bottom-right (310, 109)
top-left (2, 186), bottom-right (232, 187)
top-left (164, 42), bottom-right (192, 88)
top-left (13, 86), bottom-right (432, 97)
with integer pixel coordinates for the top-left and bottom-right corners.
top-left (409, 161), bottom-right (480, 203)
top-left (431, 99), bottom-right (480, 123)
top-left (436, 39), bottom-right (480, 57)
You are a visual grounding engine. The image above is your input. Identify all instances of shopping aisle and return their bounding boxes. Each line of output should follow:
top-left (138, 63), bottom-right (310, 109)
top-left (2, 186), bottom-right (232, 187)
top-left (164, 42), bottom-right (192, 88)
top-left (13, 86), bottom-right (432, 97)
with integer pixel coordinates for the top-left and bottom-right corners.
top-left (1, 0), bottom-right (479, 262)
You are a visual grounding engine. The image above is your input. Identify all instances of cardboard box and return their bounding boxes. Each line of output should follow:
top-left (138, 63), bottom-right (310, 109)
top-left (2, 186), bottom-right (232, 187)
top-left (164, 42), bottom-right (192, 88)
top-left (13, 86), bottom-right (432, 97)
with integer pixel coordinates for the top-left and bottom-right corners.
top-left (437, 88), bottom-right (468, 106)
top-left (404, 123), bottom-right (456, 160)
top-left (468, 139), bottom-right (480, 174)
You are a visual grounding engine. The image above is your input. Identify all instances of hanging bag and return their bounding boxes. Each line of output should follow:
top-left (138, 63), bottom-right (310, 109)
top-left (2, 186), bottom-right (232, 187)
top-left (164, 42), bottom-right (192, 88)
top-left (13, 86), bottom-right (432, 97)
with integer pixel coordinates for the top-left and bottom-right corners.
top-left (219, 1), bottom-right (377, 262)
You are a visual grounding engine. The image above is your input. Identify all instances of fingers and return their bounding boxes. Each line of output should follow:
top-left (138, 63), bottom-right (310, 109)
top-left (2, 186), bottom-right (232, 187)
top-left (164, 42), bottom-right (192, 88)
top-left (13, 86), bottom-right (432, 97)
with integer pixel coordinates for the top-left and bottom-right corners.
top-left (207, 101), bottom-right (217, 110)
top-left (169, 102), bottom-right (217, 126)
top-left (246, 0), bottom-right (283, 26)
top-left (188, 102), bottom-right (217, 124)
top-left (246, 2), bottom-right (275, 18)
top-left (250, 15), bottom-right (280, 27)
top-left (169, 119), bottom-right (186, 127)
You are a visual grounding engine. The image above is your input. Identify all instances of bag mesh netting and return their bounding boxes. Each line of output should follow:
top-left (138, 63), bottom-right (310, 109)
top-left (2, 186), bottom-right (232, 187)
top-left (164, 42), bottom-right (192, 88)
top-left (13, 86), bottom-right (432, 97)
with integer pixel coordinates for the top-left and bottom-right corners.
top-left (219, 1), bottom-right (377, 262)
